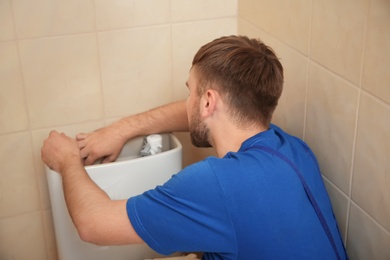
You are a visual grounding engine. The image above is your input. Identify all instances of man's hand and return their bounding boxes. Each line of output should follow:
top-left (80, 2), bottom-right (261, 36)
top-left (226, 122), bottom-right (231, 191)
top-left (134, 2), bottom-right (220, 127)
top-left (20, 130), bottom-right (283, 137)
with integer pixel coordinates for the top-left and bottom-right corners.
top-left (42, 131), bottom-right (143, 246)
top-left (76, 122), bottom-right (127, 166)
top-left (76, 101), bottom-right (189, 166)
top-left (41, 131), bottom-right (81, 174)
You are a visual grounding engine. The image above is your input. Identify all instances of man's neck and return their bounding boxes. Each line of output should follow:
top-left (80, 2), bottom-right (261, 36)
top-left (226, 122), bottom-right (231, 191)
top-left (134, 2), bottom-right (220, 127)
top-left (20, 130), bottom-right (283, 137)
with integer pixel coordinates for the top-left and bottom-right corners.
top-left (211, 124), bottom-right (268, 157)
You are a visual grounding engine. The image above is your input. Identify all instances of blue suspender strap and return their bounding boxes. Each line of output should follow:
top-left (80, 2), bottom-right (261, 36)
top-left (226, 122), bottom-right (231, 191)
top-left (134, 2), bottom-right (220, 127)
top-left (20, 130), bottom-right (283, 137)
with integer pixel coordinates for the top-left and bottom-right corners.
top-left (244, 146), bottom-right (343, 260)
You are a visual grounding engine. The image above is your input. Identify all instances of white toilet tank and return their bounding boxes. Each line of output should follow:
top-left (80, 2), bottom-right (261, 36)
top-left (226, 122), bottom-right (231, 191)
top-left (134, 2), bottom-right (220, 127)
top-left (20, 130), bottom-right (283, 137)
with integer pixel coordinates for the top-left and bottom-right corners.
top-left (46, 133), bottom-right (182, 260)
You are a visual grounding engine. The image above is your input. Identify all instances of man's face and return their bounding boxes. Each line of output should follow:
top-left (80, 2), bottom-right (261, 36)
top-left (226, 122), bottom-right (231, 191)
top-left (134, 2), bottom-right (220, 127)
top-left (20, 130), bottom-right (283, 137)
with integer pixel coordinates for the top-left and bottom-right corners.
top-left (186, 68), bottom-right (212, 148)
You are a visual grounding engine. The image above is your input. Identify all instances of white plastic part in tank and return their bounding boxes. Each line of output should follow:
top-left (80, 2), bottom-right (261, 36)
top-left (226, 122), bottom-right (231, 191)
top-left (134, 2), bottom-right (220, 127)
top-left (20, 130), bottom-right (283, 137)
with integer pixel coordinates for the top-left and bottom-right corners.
top-left (140, 134), bottom-right (163, 156)
top-left (46, 133), bottom-right (182, 260)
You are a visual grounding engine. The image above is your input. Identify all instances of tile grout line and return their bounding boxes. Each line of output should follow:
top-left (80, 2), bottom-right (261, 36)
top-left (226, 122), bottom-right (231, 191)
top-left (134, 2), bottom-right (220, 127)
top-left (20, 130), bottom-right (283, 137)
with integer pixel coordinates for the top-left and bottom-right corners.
top-left (302, 0), bottom-right (314, 141)
top-left (93, 0), bottom-right (106, 123)
top-left (3, 15), bottom-right (237, 44)
top-left (349, 200), bottom-right (390, 237)
top-left (169, 0), bottom-right (176, 102)
top-left (344, 0), bottom-right (372, 248)
top-left (8, 0), bottom-right (51, 259)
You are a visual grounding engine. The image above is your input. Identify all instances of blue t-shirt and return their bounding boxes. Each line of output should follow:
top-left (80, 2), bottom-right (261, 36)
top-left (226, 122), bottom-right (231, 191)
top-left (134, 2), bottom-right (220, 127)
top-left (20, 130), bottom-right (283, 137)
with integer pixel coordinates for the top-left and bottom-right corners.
top-left (126, 124), bottom-right (347, 259)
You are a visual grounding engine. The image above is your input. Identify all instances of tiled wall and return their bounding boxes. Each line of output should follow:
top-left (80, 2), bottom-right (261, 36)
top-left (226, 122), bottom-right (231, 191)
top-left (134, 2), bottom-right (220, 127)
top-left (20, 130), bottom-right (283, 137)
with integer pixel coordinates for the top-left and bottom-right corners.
top-left (238, 0), bottom-right (390, 259)
top-left (1, 0), bottom-right (389, 259)
top-left (0, 1), bottom-right (236, 259)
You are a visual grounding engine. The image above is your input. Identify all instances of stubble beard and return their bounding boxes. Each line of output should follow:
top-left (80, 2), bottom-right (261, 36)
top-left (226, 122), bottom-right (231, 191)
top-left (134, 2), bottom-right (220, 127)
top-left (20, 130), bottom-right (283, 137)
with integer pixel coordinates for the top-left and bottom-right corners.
top-left (189, 105), bottom-right (212, 148)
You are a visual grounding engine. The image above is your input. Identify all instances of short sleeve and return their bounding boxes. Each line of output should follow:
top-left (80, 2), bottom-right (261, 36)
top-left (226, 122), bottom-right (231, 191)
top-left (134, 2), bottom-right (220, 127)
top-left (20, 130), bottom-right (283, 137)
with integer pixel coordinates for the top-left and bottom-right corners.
top-left (126, 159), bottom-right (236, 255)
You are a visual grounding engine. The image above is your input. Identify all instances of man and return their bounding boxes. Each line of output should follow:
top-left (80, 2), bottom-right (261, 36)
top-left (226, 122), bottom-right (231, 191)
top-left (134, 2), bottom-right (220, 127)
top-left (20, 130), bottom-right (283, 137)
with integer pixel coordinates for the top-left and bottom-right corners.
top-left (42, 35), bottom-right (348, 259)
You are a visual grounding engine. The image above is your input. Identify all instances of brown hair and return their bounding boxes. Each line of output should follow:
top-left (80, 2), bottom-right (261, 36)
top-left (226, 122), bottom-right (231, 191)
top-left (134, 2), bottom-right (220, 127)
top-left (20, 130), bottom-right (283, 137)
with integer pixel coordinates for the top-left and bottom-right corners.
top-left (192, 35), bottom-right (284, 128)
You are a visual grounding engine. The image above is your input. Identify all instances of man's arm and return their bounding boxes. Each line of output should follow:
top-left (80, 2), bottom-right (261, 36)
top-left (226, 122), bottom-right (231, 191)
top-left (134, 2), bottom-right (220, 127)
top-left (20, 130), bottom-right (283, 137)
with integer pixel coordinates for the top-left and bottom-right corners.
top-left (77, 100), bottom-right (189, 165)
top-left (42, 131), bottom-right (143, 245)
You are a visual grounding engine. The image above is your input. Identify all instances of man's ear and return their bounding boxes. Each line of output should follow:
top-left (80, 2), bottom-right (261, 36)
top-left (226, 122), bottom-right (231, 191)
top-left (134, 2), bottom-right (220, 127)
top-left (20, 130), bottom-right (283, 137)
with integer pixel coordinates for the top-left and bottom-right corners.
top-left (201, 89), bottom-right (218, 118)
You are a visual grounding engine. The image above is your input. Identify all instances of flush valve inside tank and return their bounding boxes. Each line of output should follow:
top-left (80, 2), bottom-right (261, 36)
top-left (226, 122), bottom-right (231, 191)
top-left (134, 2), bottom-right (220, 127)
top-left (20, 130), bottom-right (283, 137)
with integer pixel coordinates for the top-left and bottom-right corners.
top-left (140, 134), bottom-right (162, 156)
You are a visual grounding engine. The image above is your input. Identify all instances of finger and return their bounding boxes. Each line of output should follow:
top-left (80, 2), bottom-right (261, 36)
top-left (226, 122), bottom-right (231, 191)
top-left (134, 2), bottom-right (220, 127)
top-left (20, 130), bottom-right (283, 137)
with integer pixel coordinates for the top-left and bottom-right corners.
top-left (101, 154), bottom-right (117, 164)
top-left (77, 140), bottom-right (87, 149)
top-left (76, 133), bottom-right (88, 141)
top-left (80, 148), bottom-right (89, 159)
top-left (84, 155), bottom-right (97, 166)
top-left (49, 130), bottom-right (59, 137)
top-left (54, 131), bottom-right (71, 140)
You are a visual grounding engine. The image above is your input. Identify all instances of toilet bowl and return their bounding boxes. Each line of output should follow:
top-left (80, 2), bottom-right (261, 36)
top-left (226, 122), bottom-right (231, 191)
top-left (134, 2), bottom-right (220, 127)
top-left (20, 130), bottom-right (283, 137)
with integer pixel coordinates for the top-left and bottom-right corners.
top-left (46, 133), bottom-right (182, 260)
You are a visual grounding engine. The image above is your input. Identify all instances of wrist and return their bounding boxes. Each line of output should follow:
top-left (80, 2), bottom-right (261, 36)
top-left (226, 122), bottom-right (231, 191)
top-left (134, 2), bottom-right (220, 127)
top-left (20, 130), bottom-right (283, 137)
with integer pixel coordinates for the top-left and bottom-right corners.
top-left (115, 116), bottom-right (141, 141)
top-left (59, 154), bottom-right (84, 176)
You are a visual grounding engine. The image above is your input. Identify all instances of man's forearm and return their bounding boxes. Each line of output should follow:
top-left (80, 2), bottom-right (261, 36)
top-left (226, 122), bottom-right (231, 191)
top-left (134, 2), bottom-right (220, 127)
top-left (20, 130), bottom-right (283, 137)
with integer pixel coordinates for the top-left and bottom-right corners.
top-left (61, 157), bottom-right (142, 245)
top-left (61, 158), bottom-right (110, 241)
top-left (118, 100), bottom-right (189, 141)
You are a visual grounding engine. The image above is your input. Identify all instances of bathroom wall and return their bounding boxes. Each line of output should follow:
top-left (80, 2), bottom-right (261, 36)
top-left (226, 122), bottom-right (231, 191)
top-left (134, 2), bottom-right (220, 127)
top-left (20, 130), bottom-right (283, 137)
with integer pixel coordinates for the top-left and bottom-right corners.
top-left (0, 1), bottom-right (236, 259)
top-left (1, 0), bottom-right (389, 259)
top-left (238, 0), bottom-right (390, 259)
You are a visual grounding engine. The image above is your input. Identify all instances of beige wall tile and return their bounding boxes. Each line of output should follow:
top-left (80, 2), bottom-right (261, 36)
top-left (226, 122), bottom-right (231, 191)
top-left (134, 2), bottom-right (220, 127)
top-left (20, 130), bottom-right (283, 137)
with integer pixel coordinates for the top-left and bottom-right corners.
top-left (95, 0), bottom-right (170, 31)
top-left (0, 0), bottom-right (15, 41)
top-left (0, 133), bottom-right (40, 218)
top-left (352, 93), bottom-right (390, 231)
top-left (306, 62), bottom-right (358, 193)
top-left (171, 0), bottom-right (237, 22)
top-left (19, 34), bottom-right (103, 129)
top-left (272, 49), bottom-right (307, 139)
top-left (311, 0), bottom-right (369, 85)
top-left (0, 211), bottom-right (47, 259)
top-left (238, 0), bottom-right (311, 55)
top-left (171, 18), bottom-right (237, 100)
top-left (99, 25), bottom-right (172, 117)
top-left (32, 121), bottom-right (104, 210)
top-left (42, 209), bottom-right (58, 260)
top-left (347, 202), bottom-right (390, 260)
top-left (238, 19), bottom-right (274, 49)
top-left (323, 177), bottom-right (349, 243)
top-left (12, 0), bottom-right (95, 39)
top-left (362, 0), bottom-right (390, 104)
top-left (0, 41), bottom-right (29, 134)
top-left (238, 19), bottom-right (307, 138)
